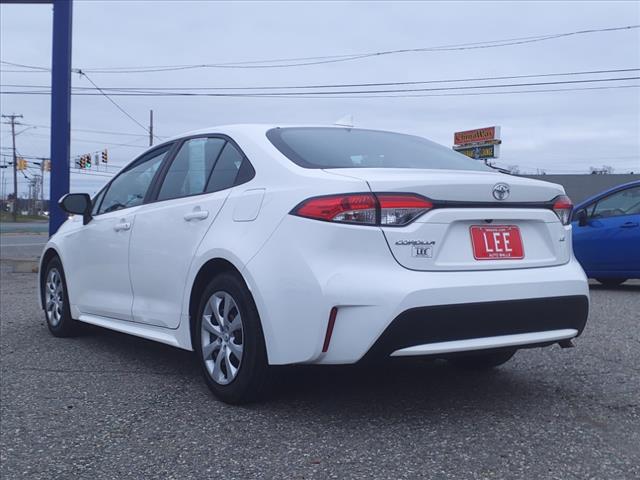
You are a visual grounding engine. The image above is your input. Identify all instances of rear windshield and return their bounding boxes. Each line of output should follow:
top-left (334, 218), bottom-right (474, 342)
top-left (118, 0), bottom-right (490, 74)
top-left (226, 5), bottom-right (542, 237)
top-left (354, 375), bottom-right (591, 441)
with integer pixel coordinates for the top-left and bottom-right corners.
top-left (267, 127), bottom-right (491, 171)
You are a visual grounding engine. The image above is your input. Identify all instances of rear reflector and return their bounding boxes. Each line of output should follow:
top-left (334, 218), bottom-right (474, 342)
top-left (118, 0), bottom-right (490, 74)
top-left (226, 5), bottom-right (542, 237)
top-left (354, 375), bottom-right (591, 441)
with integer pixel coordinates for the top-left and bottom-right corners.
top-left (552, 195), bottom-right (573, 225)
top-left (322, 307), bottom-right (339, 353)
top-left (292, 193), bottom-right (432, 226)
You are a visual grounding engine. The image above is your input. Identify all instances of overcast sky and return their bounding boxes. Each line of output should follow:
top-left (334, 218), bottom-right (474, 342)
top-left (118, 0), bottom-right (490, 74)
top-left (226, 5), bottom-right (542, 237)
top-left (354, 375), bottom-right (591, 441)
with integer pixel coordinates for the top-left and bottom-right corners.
top-left (1, 0), bottom-right (639, 197)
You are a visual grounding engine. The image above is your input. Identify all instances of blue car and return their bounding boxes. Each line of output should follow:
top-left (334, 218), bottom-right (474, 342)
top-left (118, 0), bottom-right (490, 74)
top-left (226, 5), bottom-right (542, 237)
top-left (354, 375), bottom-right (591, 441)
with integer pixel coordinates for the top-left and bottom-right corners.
top-left (571, 180), bottom-right (640, 286)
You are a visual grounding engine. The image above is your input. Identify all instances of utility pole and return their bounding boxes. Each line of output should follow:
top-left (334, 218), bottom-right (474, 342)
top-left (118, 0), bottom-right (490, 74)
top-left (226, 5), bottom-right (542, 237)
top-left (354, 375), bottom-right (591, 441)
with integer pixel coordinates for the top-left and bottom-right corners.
top-left (40, 160), bottom-right (45, 211)
top-left (2, 114), bottom-right (24, 221)
top-left (149, 109), bottom-right (154, 146)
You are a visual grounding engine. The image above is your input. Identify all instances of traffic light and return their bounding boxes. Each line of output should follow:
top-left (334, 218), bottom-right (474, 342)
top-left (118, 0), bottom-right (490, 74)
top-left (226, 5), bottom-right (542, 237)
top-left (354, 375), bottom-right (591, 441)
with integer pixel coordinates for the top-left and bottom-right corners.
top-left (16, 158), bottom-right (27, 170)
top-left (77, 154), bottom-right (91, 169)
top-left (43, 159), bottom-right (51, 172)
top-left (101, 149), bottom-right (108, 163)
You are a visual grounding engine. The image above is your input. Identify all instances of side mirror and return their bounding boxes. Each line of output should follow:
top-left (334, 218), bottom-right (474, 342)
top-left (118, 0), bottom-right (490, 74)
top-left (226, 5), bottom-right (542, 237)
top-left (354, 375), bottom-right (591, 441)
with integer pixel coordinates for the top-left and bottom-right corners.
top-left (59, 193), bottom-right (92, 225)
top-left (575, 209), bottom-right (588, 227)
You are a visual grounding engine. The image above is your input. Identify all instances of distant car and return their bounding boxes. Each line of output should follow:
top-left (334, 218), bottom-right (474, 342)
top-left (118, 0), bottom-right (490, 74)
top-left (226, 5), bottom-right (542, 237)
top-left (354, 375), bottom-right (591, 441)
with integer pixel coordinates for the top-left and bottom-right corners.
top-left (39, 125), bottom-right (589, 404)
top-left (572, 180), bottom-right (640, 286)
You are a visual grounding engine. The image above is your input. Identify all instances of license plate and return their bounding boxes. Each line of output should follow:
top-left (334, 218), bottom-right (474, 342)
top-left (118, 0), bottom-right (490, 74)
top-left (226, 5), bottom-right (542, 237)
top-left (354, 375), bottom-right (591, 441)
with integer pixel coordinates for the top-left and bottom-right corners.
top-left (470, 225), bottom-right (524, 260)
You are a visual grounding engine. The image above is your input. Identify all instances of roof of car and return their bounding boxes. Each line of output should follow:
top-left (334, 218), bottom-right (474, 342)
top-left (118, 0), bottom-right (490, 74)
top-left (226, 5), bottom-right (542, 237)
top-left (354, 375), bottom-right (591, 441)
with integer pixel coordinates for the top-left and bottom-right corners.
top-left (165, 123), bottom-right (357, 142)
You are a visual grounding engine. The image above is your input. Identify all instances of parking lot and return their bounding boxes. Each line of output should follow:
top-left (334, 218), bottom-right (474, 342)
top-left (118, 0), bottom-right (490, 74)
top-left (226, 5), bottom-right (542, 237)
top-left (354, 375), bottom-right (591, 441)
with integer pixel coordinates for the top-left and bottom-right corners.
top-left (1, 256), bottom-right (639, 479)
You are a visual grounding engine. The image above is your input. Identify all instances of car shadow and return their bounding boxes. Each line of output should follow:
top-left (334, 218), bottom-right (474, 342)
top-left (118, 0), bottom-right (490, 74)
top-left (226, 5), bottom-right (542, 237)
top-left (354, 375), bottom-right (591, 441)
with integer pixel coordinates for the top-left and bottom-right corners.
top-left (76, 322), bottom-right (201, 379)
top-left (76, 322), bottom-right (568, 420)
top-left (589, 282), bottom-right (640, 291)
top-left (261, 360), bottom-right (563, 417)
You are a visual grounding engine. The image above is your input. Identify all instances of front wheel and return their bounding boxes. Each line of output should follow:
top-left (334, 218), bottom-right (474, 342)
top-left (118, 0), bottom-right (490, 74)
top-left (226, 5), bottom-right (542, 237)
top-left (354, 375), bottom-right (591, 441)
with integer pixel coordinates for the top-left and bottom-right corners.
top-left (42, 257), bottom-right (79, 337)
top-left (195, 272), bottom-right (269, 404)
top-left (448, 349), bottom-right (516, 370)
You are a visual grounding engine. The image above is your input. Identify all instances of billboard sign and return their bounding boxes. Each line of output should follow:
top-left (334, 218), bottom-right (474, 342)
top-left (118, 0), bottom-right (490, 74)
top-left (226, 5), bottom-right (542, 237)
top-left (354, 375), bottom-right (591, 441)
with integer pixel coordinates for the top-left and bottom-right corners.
top-left (453, 144), bottom-right (499, 160)
top-left (453, 126), bottom-right (501, 160)
top-left (454, 126), bottom-right (499, 146)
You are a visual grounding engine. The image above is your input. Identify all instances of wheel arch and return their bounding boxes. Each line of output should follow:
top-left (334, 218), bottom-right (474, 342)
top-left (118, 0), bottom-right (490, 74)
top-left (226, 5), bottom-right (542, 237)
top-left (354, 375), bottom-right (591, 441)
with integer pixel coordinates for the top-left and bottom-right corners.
top-left (187, 257), bottom-right (248, 351)
top-left (39, 247), bottom-right (62, 309)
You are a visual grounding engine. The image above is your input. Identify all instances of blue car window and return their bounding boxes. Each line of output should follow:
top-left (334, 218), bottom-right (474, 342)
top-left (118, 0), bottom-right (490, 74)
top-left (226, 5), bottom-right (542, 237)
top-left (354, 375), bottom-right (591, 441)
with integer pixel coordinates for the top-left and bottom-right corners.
top-left (591, 186), bottom-right (640, 218)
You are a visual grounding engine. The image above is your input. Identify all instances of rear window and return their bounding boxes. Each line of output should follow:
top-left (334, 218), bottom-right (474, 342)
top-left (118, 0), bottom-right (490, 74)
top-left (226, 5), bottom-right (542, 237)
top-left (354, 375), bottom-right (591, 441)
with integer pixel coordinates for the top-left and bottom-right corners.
top-left (267, 127), bottom-right (491, 171)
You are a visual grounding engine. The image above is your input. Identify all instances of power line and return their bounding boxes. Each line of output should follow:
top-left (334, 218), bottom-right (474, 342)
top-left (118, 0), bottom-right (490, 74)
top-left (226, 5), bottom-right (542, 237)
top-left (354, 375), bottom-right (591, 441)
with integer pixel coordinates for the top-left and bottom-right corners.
top-left (294, 84), bottom-right (640, 99)
top-left (3, 67), bottom-right (638, 92)
top-left (2, 76), bottom-right (638, 97)
top-left (15, 131), bottom-right (153, 149)
top-left (3, 84), bottom-right (637, 99)
top-left (2, 25), bottom-right (638, 73)
top-left (0, 61), bottom-right (49, 71)
top-left (75, 70), bottom-right (160, 141)
top-left (0, 122), bottom-right (157, 138)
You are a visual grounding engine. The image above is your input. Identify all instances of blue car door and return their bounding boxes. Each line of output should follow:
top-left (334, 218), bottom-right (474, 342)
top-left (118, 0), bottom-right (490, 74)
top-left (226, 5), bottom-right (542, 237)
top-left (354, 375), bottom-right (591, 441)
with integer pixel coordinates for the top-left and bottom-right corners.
top-left (573, 185), bottom-right (640, 275)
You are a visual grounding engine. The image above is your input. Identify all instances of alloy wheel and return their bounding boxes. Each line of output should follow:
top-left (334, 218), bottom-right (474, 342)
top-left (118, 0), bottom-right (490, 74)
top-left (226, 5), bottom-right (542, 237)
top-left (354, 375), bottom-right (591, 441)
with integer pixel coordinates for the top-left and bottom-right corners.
top-left (45, 268), bottom-right (64, 327)
top-left (201, 291), bottom-right (244, 385)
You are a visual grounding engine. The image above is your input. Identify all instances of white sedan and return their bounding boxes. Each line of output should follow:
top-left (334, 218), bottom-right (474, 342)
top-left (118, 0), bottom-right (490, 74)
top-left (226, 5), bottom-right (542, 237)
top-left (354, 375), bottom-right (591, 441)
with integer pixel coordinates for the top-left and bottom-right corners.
top-left (40, 125), bottom-right (589, 403)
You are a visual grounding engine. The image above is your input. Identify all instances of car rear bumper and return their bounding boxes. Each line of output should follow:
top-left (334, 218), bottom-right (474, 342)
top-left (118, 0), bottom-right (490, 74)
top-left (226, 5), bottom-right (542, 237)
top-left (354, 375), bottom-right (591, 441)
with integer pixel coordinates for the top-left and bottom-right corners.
top-left (360, 295), bottom-right (588, 362)
top-left (245, 216), bottom-right (590, 365)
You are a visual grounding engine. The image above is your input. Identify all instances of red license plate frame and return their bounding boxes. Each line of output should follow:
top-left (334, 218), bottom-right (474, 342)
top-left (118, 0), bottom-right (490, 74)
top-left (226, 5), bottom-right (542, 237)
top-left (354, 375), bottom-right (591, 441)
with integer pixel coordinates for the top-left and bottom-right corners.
top-left (470, 225), bottom-right (524, 260)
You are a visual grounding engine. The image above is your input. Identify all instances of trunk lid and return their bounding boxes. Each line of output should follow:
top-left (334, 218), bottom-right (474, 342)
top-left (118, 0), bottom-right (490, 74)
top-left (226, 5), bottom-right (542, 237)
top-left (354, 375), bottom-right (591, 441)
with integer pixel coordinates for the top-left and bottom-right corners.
top-left (325, 168), bottom-right (570, 271)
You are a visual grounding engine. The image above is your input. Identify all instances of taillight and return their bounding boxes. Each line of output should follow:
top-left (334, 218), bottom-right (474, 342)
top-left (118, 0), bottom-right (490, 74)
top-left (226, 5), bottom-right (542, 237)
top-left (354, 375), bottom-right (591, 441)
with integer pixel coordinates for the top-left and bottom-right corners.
top-left (377, 193), bottom-right (433, 226)
top-left (291, 193), bottom-right (432, 226)
top-left (552, 195), bottom-right (573, 225)
top-left (293, 193), bottom-right (377, 225)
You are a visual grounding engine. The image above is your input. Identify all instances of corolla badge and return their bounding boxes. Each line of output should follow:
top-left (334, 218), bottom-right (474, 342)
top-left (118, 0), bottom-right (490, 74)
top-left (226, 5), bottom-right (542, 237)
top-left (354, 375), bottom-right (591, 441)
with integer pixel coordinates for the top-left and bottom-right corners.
top-left (492, 183), bottom-right (510, 201)
top-left (395, 240), bottom-right (435, 258)
top-left (394, 240), bottom-right (435, 246)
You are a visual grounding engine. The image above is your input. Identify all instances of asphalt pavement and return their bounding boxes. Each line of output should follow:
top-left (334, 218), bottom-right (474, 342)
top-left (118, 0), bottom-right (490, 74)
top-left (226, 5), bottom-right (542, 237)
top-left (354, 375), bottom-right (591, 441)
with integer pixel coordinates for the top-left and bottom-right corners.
top-left (1, 263), bottom-right (638, 479)
top-left (0, 233), bottom-right (47, 260)
top-left (0, 221), bottom-right (48, 234)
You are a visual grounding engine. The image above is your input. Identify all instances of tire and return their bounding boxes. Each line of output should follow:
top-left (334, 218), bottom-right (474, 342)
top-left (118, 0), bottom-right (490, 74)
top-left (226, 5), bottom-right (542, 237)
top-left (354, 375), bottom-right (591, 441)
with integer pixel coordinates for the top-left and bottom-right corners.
top-left (448, 349), bottom-right (516, 370)
top-left (195, 272), bottom-right (269, 404)
top-left (595, 278), bottom-right (627, 287)
top-left (42, 257), bottom-right (79, 337)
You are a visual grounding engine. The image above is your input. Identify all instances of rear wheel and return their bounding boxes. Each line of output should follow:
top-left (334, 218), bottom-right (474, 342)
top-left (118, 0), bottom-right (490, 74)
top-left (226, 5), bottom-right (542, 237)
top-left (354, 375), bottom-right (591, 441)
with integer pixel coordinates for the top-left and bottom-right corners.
top-left (596, 278), bottom-right (627, 287)
top-left (43, 257), bottom-right (79, 337)
top-left (195, 272), bottom-right (269, 404)
top-left (448, 349), bottom-right (516, 370)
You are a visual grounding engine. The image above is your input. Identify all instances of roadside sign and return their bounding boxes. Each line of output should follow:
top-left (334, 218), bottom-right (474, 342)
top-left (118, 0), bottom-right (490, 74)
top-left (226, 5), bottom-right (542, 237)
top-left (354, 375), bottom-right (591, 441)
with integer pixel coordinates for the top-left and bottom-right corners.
top-left (454, 126), bottom-right (500, 146)
top-left (453, 144), bottom-right (500, 160)
top-left (453, 126), bottom-right (501, 160)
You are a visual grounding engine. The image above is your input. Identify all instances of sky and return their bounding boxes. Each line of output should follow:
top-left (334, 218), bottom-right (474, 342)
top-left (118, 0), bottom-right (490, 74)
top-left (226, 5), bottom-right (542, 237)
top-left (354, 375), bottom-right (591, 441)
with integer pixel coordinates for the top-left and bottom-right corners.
top-left (1, 0), bottom-right (639, 198)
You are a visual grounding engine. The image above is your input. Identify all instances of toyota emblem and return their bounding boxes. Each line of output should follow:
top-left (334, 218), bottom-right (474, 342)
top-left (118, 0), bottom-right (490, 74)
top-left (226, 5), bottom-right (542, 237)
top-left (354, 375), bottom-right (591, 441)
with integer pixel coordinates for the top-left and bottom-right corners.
top-left (492, 183), bottom-right (510, 201)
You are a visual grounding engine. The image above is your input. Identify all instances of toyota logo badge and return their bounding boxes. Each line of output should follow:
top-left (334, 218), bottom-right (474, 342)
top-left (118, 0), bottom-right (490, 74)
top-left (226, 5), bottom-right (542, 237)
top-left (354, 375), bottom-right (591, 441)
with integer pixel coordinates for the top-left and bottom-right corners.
top-left (492, 183), bottom-right (510, 201)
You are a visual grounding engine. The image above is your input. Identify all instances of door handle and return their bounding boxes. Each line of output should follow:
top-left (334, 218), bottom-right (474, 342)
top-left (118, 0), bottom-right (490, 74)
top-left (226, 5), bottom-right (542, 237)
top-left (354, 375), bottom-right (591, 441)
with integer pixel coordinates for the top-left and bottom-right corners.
top-left (114, 221), bottom-right (131, 232)
top-left (620, 221), bottom-right (639, 228)
top-left (184, 209), bottom-right (209, 222)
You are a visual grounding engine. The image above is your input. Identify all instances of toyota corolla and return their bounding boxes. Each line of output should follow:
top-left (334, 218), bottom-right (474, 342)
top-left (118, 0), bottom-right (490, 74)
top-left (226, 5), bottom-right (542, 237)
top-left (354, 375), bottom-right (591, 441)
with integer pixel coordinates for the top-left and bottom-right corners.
top-left (39, 125), bottom-right (589, 403)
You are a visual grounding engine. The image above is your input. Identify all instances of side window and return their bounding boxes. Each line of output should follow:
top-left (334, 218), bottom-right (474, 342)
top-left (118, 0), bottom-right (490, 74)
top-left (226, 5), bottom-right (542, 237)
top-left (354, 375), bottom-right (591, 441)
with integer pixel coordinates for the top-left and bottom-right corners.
top-left (157, 137), bottom-right (225, 201)
top-left (98, 145), bottom-right (170, 215)
top-left (206, 142), bottom-right (245, 193)
top-left (91, 188), bottom-right (106, 215)
top-left (591, 186), bottom-right (640, 219)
